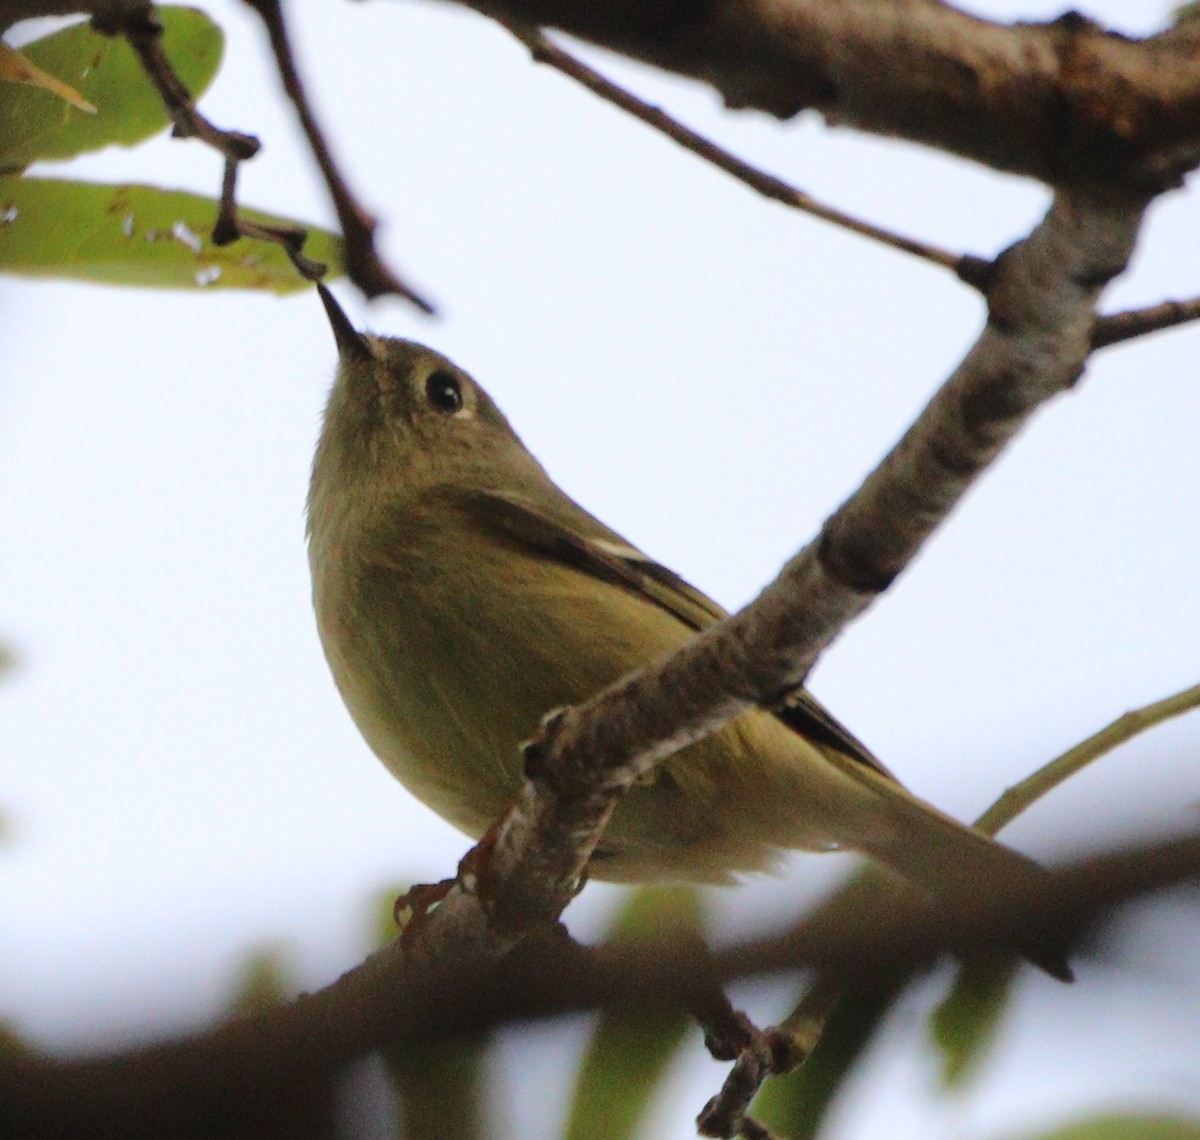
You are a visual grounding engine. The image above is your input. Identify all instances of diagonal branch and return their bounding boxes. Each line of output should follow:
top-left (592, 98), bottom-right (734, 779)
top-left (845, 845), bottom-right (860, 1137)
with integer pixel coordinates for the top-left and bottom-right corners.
top-left (95, 5), bottom-right (328, 282)
top-left (98, 5), bottom-right (260, 164)
top-left (497, 20), bottom-right (990, 289)
top-left (242, 0), bottom-right (435, 310)
top-left (487, 189), bottom-right (1145, 927)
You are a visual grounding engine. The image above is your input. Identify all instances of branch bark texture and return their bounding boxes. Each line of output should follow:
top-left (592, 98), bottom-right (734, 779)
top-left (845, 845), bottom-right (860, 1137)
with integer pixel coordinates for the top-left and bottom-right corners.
top-left (462, 0), bottom-right (1200, 191)
top-left (487, 190), bottom-right (1144, 925)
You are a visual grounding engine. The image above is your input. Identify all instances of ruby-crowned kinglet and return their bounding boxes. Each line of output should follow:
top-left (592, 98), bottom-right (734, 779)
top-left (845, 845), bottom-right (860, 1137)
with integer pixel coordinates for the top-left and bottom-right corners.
top-left (307, 286), bottom-right (1065, 975)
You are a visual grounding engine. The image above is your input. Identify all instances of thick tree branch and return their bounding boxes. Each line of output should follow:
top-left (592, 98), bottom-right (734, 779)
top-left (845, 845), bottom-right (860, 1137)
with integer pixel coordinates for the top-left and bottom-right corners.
top-left (463, 1), bottom-right (1200, 192)
top-left (4, 831), bottom-right (1200, 1139)
top-left (8, 1), bottom-right (1200, 193)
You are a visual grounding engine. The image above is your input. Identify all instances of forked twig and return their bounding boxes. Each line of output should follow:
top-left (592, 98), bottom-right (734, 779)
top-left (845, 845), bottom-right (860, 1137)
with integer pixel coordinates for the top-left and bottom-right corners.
top-left (242, 0), bottom-right (435, 310)
top-left (214, 156), bottom-right (327, 279)
top-left (497, 20), bottom-right (992, 291)
top-left (100, 6), bottom-right (259, 162)
top-left (95, 5), bottom-right (324, 282)
top-left (694, 676), bottom-right (1200, 1137)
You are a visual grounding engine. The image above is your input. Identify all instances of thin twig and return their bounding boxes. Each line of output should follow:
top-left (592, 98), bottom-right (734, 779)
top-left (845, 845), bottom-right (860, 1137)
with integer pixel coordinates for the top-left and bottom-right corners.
top-left (1092, 297), bottom-right (1200, 348)
top-left (100, 6), bottom-right (260, 162)
top-left (95, 5), bottom-right (326, 283)
top-left (975, 681), bottom-right (1200, 837)
top-left (696, 1020), bottom-right (775, 1138)
top-left (764, 681), bottom-right (1200, 1132)
top-left (214, 154), bottom-right (327, 279)
top-left (241, 0), bottom-right (435, 310)
top-left (497, 20), bottom-right (992, 290)
top-left (695, 971), bottom-right (842, 1137)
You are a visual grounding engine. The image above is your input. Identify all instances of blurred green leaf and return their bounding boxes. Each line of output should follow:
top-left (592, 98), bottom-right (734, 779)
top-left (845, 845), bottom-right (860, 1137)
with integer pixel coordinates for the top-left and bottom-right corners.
top-left (0, 8), bottom-right (223, 172)
top-left (0, 176), bottom-right (342, 291)
top-left (372, 884), bottom-right (488, 1140)
top-left (0, 40), bottom-right (96, 114)
top-left (563, 887), bottom-right (703, 1140)
top-left (385, 1034), bottom-right (486, 1140)
top-left (1009, 1115), bottom-right (1200, 1140)
top-left (0, 1022), bottom-right (34, 1058)
top-left (227, 946), bottom-right (294, 1017)
top-left (1173, 3), bottom-right (1200, 27)
top-left (930, 951), bottom-right (1020, 1089)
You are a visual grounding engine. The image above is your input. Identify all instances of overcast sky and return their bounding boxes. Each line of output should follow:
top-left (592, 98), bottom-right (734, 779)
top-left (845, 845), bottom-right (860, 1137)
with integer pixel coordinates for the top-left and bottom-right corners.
top-left (2, 2), bottom-right (1199, 1138)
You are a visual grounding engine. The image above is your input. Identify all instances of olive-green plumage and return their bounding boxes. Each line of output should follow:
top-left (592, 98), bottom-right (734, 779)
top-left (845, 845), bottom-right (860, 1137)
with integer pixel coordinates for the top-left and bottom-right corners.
top-left (306, 287), bottom-right (1064, 973)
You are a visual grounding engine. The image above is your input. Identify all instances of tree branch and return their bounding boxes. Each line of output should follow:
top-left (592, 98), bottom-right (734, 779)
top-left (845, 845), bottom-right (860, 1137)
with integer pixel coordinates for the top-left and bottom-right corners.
top-left (465, 0), bottom-right (1200, 192)
top-left (497, 19), bottom-right (989, 288)
top-left (4, 830), bottom-right (1200, 1139)
top-left (486, 189), bottom-right (1144, 927)
top-left (975, 681), bottom-right (1200, 836)
top-left (94, 4), bottom-right (328, 282)
top-left (1093, 296), bottom-right (1200, 348)
top-left (241, 0), bottom-right (434, 309)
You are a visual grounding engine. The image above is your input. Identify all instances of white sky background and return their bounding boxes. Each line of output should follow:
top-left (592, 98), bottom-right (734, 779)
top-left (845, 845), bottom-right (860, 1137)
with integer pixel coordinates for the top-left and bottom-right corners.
top-left (2, 1), bottom-right (1200, 1137)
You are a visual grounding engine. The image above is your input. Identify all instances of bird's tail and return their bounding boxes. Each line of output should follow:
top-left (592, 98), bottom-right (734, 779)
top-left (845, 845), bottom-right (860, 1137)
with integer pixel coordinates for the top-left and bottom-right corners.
top-left (824, 750), bottom-right (1072, 980)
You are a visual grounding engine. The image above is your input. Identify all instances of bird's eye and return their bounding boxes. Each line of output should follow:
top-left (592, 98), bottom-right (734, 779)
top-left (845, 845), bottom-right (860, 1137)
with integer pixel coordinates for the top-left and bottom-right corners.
top-left (425, 371), bottom-right (464, 414)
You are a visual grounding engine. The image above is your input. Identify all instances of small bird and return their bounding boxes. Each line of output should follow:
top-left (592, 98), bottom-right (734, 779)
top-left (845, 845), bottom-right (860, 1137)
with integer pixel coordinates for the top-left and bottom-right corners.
top-left (307, 286), bottom-right (1066, 975)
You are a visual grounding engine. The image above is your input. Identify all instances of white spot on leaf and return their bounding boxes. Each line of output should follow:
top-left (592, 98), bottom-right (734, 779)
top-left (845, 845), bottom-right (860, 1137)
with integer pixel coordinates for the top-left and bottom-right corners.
top-left (171, 220), bottom-right (202, 253)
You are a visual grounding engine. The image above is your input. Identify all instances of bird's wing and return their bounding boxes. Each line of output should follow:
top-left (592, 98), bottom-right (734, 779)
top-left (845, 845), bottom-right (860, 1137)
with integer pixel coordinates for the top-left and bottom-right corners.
top-left (455, 487), bottom-right (897, 782)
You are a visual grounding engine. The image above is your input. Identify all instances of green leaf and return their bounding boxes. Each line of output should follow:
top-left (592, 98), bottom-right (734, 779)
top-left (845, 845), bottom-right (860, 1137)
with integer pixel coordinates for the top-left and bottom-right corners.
top-left (563, 887), bottom-right (704, 1140)
top-left (0, 176), bottom-right (343, 292)
top-left (371, 885), bottom-right (488, 1140)
top-left (1009, 1115), bottom-right (1200, 1140)
top-left (930, 950), bottom-right (1020, 1089)
top-left (0, 1022), bottom-right (34, 1058)
top-left (0, 40), bottom-right (96, 113)
top-left (385, 1034), bottom-right (487, 1140)
top-left (226, 947), bottom-right (294, 1016)
top-left (0, 7), bottom-right (223, 171)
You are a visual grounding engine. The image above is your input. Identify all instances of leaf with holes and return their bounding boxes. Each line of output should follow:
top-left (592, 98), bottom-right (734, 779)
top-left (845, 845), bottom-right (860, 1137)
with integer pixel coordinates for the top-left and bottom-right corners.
top-left (0, 177), bottom-right (343, 292)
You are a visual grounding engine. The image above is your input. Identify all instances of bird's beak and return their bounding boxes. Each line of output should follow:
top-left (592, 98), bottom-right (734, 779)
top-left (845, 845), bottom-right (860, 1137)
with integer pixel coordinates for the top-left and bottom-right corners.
top-left (317, 284), bottom-right (372, 361)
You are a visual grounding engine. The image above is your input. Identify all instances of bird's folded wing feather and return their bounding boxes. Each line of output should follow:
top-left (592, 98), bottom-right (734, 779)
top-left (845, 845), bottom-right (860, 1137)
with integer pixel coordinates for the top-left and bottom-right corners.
top-left (454, 487), bottom-right (897, 782)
